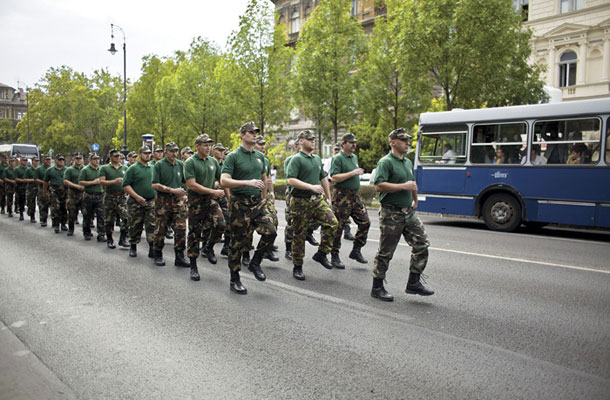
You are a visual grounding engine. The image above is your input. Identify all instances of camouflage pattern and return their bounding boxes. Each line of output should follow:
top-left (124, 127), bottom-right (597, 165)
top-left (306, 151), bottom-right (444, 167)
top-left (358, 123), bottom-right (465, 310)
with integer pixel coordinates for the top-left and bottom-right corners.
top-left (201, 195), bottom-right (230, 245)
top-left (290, 195), bottom-right (338, 266)
top-left (37, 185), bottom-right (50, 222)
top-left (284, 187), bottom-right (293, 244)
top-left (26, 184), bottom-right (38, 218)
top-left (66, 188), bottom-right (83, 223)
top-left (48, 185), bottom-right (67, 226)
top-left (373, 206), bottom-right (430, 279)
top-left (4, 182), bottom-right (15, 214)
top-left (266, 192), bottom-right (278, 228)
top-left (104, 193), bottom-right (128, 235)
top-left (0, 181), bottom-right (5, 211)
top-left (82, 192), bottom-right (105, 237)
top-left (227, 196), bottom-right (276, 272)
top-left (153, 193), bottom-right (187, 252)
top-left (187, 194), bottom-right (226, 258)
top-left (126, 197), bottom-right (155, 244)
top-left (15, 183), bottom-right (26, 214)
top-left (331, 187), bottom-right (370, 254)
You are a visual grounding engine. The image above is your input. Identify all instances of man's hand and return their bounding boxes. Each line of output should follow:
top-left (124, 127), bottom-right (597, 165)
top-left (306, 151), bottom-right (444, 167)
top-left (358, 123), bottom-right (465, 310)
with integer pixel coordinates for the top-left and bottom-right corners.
top-left (309, 184), bottom-right (324, 194)
top-left (248, 179), bottom-right (265, 189)
top-left (212, 189), bottom-right (225, 199)
top-left (402, 181), bottom-right (418, 191)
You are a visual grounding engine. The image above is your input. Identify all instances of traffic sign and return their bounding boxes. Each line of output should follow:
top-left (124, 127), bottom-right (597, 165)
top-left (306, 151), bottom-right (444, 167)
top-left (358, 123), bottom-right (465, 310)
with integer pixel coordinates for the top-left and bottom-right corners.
top-left (91, 143), bottom-right (100, 152)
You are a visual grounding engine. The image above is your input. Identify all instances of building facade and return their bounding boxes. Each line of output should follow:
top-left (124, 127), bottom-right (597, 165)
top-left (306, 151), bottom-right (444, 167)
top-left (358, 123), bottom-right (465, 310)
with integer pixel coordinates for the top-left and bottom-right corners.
top-left (523, 0), bottom-right (610, 100)
top-left (0, 83), bottom-right (27, 122)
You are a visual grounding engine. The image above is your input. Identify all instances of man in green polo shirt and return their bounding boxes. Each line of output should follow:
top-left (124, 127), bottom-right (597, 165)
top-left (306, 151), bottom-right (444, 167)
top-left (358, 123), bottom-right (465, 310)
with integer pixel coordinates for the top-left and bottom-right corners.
top-left (329, 133), bottom-right (371, 269)
top-left (286, 129), bottom-right (338, 281)
top-left (371, 128), bottom-right (434, 302)
top-left (151, 142), bottom-right (189, 268)
top-left (14, 156), bottom-right (28, 220)
top-left (63, 152), bottom-right (85, 236)
top-left (100, 149), bottom-right (129, 249)
top-left (36, 155), bottom-right (51, 226)
top-left (24, 156), bottom-right (40, 223)
top-left (0, 154), bottom-right (7, 214)
top-left (3, 157), bottom-right (17, 217)
top-left (123, 146), bottom-right (156, 258)
top-left (43, 154), bottom-right (67, 233)
top-left (184, 134), bottom-right (226, 281)
top-left (149, 145), bottom-right (163, 167)
top-left (220, 121), bottom-right (277, 294)
top-left (78, 153), bottom-right (105, 242)
top-left (254, 136), bottom-right (279, 262)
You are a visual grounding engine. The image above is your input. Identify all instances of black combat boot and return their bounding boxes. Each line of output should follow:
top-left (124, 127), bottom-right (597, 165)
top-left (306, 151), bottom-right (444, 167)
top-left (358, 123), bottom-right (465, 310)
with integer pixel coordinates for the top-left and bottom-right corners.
top-left (174, 249), bottom-right (190, 267)
top-left (229, 270), bottom-right (247, 294)
top-left (292, 265), bottom-right (305, 281)
top-left (406, 272), bottom-right (434, 296)
top-left (19, 211), bottom-right (24, 221)
top-left (285, 242), bottom-right (292, 260)
top-left (189, 257), bottom-right (200, 281)
top-left (67, 222), bottom-right (74, 236)
top-left (201, 243), bottom-right (217, 264)
top-left (96, 234), bottom-right (105, 242)
top-left (349, 245), bottom-right (368, 264)
top-left (306, 232), bottom-right (319, 246)
top-left (118, 231), bottom-right (129, 248)
top-left (331, 253), bottom-right (345, 269)
top-left (343, 224), bottom-right (355, 240)
top-left (129, 244), bottom-right (137, 257)
top-left (154, 249), bottom-right (166, 266)
top-left (30, 215), bottom-right (36, 223)
top-left (61, 223), bottom-right (68, 232)
top-left (371, 278), bottom-right (394, 302)
top-left (107, 234), bottom-right (116, 249)
top-left (54, 225), bottom-right (60, 233)
top-left (40, 219), bottom-right (47, 227)
top-left (147, 242), bottom-right (155, 258)
top-left (241, 251), bottom-right (250, 267)
top-left (247, 251), bottom-right (266, 281)
top-left (312, 250), bottom-right (332, 270)
top-left (264, 248), bottom-right (279, 262)
top-left (220, 243), bottom-right (229, 257)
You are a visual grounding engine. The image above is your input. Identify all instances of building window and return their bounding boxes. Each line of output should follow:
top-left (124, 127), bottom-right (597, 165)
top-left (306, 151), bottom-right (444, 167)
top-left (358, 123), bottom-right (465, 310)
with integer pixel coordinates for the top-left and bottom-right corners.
top-left (560, 0), bottom-right (583, 13)
top-left (351, 0), bottom-right (358, 17)
top-left (290, 10), bottom-right (300, 33)
top-left (513, 0), bottom-right (529, 21)
top-left (559, 51), bottom-right (577, 87)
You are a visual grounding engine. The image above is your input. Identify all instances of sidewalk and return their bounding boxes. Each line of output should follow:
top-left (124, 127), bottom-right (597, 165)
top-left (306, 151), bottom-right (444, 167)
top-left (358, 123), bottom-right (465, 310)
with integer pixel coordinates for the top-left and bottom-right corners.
top-left (0, 320), bottom-right (76, 400)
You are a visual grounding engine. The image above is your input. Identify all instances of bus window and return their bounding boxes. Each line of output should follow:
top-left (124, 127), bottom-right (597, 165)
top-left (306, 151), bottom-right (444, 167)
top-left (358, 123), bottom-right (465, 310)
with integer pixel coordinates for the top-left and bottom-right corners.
top-left (605, 123), bottom-right (610, 164)
top-left (419, 124), bottom-right (467, 164)
top-left (471, 123), bottom-right (526, 165)
top-left (533, 118), bottom-right (600, 165)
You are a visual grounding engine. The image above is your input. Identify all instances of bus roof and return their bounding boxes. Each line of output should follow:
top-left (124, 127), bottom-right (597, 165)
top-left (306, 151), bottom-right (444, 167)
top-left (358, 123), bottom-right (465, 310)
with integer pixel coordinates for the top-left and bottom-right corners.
top-left (419, 98), bottom-right (610, 126)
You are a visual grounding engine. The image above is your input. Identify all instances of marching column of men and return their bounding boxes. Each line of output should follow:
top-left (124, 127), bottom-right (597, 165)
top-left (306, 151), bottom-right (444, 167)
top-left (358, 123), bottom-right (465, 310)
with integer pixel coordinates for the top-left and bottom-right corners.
top-left (1, 124), bottom-right (435, 301)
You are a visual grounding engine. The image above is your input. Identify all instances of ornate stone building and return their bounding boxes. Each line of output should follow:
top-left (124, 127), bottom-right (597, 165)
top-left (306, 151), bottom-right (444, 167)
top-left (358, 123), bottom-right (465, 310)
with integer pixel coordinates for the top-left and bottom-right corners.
top-left (521, 0), bottom-right (610, 100)
top-left (0, 83), bottom-right (27, 122)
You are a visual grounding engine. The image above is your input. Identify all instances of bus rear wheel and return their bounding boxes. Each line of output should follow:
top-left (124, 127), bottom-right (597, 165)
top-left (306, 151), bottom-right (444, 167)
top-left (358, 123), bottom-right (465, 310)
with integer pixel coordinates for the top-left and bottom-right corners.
top-left (482, 194), bottom-right (522, 232)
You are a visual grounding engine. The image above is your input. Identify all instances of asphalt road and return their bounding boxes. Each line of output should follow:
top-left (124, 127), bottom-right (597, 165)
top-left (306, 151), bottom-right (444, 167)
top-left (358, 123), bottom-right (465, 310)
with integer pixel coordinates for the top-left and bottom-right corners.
top-left (1, 202), bottom-right (609, 400)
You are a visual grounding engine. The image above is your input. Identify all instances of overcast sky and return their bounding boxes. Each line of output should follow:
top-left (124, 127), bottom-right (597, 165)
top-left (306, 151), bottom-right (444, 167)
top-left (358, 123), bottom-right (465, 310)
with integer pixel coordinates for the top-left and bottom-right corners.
top-left (0, 0), bottom-right (260, 90)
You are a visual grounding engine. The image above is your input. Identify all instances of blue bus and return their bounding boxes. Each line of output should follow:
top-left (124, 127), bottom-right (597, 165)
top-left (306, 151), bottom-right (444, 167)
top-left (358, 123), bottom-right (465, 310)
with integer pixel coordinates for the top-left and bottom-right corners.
top-left (414, 98), bottom-right (610, 231)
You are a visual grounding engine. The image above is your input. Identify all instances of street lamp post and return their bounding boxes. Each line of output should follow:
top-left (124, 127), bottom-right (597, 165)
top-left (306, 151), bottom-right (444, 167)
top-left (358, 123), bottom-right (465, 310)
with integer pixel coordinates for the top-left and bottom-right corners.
top-left (108, 24), bottom-right (128, 156)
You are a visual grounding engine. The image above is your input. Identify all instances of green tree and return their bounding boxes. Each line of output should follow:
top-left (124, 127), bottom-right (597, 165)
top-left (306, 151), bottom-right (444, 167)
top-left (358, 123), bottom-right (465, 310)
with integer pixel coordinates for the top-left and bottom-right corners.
top-left (293, 0), bottom-right (366, 148)
top-left (0, 119), bottom-right (20, 144)
top-left (226, 0), bottom-right (293, 137)
top-left (396, 0), bottom-right (547, 110)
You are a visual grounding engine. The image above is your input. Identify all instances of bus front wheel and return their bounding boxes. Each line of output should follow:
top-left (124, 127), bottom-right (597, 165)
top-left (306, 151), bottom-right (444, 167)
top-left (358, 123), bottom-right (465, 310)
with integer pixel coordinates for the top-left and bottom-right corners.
top-left (482, 194), bottom-right (522, 232)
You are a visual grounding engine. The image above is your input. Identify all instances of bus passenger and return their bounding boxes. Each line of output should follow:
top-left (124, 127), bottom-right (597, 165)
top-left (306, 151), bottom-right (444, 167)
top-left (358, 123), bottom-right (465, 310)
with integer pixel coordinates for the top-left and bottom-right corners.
top-left (530, 145), bottom-right (546, 165)
top-left (567, 143), bottom-right (588, 165)
top-left (544, 129), bottom-right (568, 164)
top-left (442, 143), bottom-right (457, 164)
top-left (494, 147), bottom-right (507, 164)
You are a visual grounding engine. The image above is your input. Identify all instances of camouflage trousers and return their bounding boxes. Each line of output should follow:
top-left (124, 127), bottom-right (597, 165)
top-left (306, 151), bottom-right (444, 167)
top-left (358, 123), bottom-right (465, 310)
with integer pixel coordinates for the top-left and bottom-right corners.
top-left (48, 185), bottom-right (67, 226)
top-left (266, 192), bottom-right (278, 228)
top-left (154, 193), bottom-right (187, 252)
top-left (26, 185), bottom-right (38, 218)
top-left (15, 183), bottom-right (26, 213)
top-left (4, 182), bottom-right (15, 213)
top-left (373, 206), bottom-right (430, 279)
top-left (201, 195), bottom-right (229, 245)
top-left (331, 188), bottom-right (370, 254)
top-left (291, 195), bottom-right (338, 267)
top-left (66, 188), bottom-right (83, 224)
top-left (104, 192), bottom-right (128, 235)
top-left (37, 185), bottom-right (49, 222)
top-left (228, 196), bottom-right (276, 272)
top-left (0, 182), bottom-right (5, 210)
top-left (284, 189), bottom-right (318, 244)
top-left (127, 196), bottom-right (155, 245)
top-left (187, 194), bottom-right (226, 258)
top-left (82, 192), bottom-right (105, 238)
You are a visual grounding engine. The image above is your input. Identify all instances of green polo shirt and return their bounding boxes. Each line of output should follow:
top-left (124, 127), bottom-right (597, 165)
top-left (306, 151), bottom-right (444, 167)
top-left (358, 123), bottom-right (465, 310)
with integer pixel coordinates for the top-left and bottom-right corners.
top-left (3, 167), bottom-right (16, 180)
top-left (78, 165), bottom-right (103, 194)
top-left (14, 165), bottom-right (26, 181)
top-left (25, 166), bottom-right (38, 189)
top-left (44, 166), bottom-right (66, 187)
top-left (374, 152), bottom-right (414, 209)
top-left (64, 165), bottom-right (83, 185)
top-left (184, 154), bottom-right (220, 195)
top-left (0, 163), bottom-right (6, 180)
top-left (286, 151), bottom-right (326, 197)
top-left (100, 163), bottom-right (127, 193)
top-left (330, 151), bottom-right (361, 191)
top-left (35, 165), bottom-right (48, 184)
top-left (221, 146), bottom-right (266, 196)
top-left (123, 161), bottom-right (156, 200)
top-left (152, 158), bottom-right (185, 189)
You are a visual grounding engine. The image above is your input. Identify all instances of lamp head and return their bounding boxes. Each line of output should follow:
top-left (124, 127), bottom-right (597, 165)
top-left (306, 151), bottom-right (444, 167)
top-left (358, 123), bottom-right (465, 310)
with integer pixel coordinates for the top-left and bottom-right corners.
top-left (108, 42), bottom-right (117, 55)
